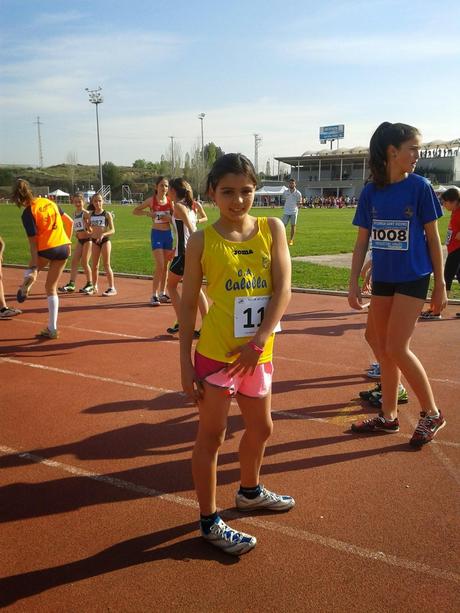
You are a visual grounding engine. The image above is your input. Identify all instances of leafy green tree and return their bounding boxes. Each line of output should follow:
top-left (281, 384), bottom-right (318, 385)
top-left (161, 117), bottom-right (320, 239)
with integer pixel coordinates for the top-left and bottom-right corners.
top-left (132, 159), bottom-right (147, 169)
top-left (204, 142), bottom-right (225, 167)
top-left (0, 168), bottom-right (15, 186)
top-left (102, 161), bottom-right (123, 187)
top-left (183, 152), bottom-right (191, 178)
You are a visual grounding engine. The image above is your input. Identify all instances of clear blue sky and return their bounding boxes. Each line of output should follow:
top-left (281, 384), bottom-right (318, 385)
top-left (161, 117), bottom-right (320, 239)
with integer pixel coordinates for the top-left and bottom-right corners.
top-left (1, 0), bottom-right (459, 170)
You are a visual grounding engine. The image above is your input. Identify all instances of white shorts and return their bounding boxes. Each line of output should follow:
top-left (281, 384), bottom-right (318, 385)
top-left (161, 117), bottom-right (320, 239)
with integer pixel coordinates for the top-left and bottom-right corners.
top-left (282, 212), bottom-right (298, 226)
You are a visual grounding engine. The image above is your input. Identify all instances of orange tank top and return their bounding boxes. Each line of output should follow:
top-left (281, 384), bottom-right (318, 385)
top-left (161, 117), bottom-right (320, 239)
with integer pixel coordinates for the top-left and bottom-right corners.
top-left (29, 198), bottom-right (71, 251)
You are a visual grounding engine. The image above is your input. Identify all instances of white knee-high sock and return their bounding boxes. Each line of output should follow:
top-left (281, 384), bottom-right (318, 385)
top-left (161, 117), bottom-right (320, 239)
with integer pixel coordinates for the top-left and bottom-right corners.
top-left (47, 295), bottom-right (59, 331)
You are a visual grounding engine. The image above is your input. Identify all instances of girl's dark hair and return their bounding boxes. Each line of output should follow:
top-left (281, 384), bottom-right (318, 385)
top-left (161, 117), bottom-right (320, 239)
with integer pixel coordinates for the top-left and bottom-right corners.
top-left (154, 176), bottom-right (168, 196)
top-left (88, 192), bottom-right (103, 212)
top-left (206, 153), bottom-right (258, 194)
top-left (73, 191), bottom-right (85, 200)
top-left (12, 178), bottom-right (34, 207)
top-left (169, 177), bottom-right (193, 208)
top-left (369, 122), bottom-right (421, 188)
top-left (155, 176), bottom-right (167, 186)
top-left (440, 186), bottom-right (460, 203)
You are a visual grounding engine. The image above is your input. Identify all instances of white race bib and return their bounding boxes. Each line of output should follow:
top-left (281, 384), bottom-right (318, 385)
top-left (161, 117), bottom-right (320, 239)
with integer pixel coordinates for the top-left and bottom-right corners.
top-left (234, 295), bottom-right (281, 338)
top-left (73, 217), bottom-right (84, 232)
top-left (154, 211), bottom-right (168, 224)
top-left (91, 216), bottom-right (106, 228)
top-left (371, 220), bottom-right (409, 251)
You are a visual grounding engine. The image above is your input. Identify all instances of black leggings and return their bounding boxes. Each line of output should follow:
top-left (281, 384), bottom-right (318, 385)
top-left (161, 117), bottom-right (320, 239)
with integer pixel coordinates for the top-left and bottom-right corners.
top-left (444, 249), bottom-right (460, 291)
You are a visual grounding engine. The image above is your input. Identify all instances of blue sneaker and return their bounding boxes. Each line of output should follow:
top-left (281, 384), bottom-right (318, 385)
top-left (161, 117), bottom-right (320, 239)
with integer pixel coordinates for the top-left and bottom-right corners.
top-left (201, 518), bottom-right (256, 555)
top-left (366, 363), bottom-right (381, 379)
top-left (236, 485), bottom-right (295, 512)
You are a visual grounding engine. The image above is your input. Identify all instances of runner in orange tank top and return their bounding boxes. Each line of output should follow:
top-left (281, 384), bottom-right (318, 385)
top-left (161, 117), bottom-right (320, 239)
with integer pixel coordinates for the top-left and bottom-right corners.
top-left (12, 179), bottom-right (73, 339)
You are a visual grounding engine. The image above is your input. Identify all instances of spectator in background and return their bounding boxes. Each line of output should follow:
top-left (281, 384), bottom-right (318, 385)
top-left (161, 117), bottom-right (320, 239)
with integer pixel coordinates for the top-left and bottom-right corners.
top-left (282, 178), bottom-right (302, 246)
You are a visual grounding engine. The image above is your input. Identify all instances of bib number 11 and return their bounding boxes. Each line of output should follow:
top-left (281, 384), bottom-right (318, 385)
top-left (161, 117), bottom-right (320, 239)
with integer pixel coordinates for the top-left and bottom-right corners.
top-left (234, 296), bottom-right (281, 338)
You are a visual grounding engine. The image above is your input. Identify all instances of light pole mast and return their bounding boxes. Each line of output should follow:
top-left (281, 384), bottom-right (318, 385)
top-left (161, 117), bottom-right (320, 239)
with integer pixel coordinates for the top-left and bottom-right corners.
top-left (254, 133), bottom-right (262, 174)
top-left (169, 136), bottom-right (175, 174)
top-left (198, 113), bottom-right (206, 164)
top-left (85, 87), bottom-right (104, 191)
top-left (34, 116), bottom-right (44, 168)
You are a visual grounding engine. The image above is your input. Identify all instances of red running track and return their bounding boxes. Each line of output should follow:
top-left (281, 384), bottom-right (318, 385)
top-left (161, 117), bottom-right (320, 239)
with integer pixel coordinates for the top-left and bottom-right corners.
top-left (0, 270), bottom-right (459, 612)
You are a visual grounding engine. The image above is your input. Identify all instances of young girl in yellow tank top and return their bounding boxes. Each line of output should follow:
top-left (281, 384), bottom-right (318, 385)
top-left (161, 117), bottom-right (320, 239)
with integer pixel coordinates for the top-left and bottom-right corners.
top-left (180, 153), bottom-right (294, 555)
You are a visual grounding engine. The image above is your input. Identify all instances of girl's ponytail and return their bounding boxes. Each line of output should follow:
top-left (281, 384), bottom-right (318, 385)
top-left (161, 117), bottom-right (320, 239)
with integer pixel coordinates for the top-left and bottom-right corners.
top-left (11, 179), bottom-right (34, 207)
top-left (169, 177), bottom-right (194, 208)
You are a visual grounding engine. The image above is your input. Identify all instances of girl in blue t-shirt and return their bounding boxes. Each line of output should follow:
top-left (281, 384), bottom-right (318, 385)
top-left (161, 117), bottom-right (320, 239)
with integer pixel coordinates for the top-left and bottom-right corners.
top-left (348, 122), bottom-right (447, 447)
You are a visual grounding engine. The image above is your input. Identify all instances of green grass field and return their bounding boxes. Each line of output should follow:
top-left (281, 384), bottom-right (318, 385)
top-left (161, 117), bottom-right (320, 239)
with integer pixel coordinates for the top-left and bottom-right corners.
top-left (1, 203), bottom-right (456, 297)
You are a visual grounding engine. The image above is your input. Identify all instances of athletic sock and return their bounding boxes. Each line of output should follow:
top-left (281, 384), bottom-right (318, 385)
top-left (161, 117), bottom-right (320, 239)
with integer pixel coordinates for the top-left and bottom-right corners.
top-left (238, 484), bottom-right (262, 499)
top-left (381, 416), bottom-right (396, 423)
top-left (200, 511), bottom-right (219, 534)
top-left (47, 295), bottom-right (59, 331)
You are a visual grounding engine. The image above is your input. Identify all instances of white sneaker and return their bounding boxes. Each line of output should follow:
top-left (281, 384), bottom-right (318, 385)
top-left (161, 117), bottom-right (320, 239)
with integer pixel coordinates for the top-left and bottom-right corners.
top-left (236, 485), bottom-right (295, 512)
top-left (0, 307), bottom-right (22, 318)
top-left (201, 518), bottom-right (256, 555)
top-left (102, 288), bottom-right (117, 296)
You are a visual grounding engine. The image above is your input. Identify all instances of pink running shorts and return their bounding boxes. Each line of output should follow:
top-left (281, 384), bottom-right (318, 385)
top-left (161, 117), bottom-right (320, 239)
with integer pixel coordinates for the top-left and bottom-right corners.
top-left (194, 351), bottom-right (273, 398)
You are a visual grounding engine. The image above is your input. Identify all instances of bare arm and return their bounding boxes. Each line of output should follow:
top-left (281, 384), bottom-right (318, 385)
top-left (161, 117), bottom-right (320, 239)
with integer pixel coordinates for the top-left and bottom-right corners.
top-left (254, 217), bottom-right (291, 347)
top-left (227, 217), bottom-right (291, 375)
top-left (132, 198), bottom-right (154, 218)
top-left (195, 202), bottom-right (208, 224)
top-left (101, 212), bottom-right (115, 239)
top-left (27, 237), bottom-right (39, 274)
top-left (425, 220), bottom-right (448, 312)
top-left (83, 210), bottom-right (93, 235)
top-left (348, 227), bottom-right (370, 310)
top-left (179, 231), bottom-right (205, 403)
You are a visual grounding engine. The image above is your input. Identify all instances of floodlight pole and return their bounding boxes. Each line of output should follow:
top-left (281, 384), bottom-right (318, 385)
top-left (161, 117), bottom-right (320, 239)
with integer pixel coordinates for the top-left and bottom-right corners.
top-left (86, 87), bottom-right (104, 191)
top-left (169, 136), bottom-right (175, 174)
top-left (198, 113), bottom-right (206, 164)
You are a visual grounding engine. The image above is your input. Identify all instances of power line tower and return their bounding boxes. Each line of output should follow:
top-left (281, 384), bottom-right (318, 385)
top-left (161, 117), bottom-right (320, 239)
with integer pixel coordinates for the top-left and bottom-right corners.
top-left (254, 133), bottom-right (262, 174)
top-left (34, 116), bottom-right (44, 168)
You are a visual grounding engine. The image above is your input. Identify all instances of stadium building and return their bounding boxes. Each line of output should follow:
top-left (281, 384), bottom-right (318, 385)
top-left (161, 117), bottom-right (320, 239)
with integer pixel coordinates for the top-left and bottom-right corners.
top-left (274, 139), bottom-right (460, 199)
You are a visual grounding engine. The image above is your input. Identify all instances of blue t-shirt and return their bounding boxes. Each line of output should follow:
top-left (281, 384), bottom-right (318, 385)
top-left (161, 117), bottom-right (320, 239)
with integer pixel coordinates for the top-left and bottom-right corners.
top-left (353, 174), bottom-right (442, 283)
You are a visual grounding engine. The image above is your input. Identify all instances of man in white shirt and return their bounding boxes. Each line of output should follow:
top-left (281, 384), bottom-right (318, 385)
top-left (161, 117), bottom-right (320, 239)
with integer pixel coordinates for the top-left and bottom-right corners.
top-left (282, 178), bottom-right (302, 245)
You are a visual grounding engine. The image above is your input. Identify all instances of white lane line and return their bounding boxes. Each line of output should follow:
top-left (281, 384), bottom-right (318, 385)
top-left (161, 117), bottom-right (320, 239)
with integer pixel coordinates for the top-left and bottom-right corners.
top-left (6, 318), bottom-right (459, 386)
top-left (8, 318), bottom-right (171, 341)
top-left (1, 444), bottom-right (458, 585)
top-left (2, 356), bottom-right (459, 450)
top-left (0, 357), bottom-right (176, 395)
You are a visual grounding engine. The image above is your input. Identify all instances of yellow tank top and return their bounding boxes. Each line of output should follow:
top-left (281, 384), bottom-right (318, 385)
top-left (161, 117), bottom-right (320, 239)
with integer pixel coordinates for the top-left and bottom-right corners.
top-left (30, 198), bottom-right (70, 252)
top-left (196, 216), bottom-right (275, 363)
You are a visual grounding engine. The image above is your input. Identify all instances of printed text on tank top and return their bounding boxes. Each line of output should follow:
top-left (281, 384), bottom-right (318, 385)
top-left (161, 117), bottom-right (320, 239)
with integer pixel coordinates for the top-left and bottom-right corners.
top-left (73, 210), bottom-right (89, 237)
top-left (151, 196), bottom-right (172, 228)
top-left (90, 210), bottom-right (109, 239)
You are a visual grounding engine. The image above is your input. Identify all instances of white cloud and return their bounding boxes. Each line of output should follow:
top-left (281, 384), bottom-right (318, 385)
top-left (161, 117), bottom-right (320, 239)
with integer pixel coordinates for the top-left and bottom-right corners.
top-left (279, 35), bottom-right (460, 64)
top-left (0, 30), bottom-right (189, 114)
top-left (33, 10), bottom-right (85, 26)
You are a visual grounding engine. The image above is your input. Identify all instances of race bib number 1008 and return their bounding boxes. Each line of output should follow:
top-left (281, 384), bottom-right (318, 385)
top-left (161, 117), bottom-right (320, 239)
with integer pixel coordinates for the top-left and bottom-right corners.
top-left (371, 219), bottom-right (409, 251)
top-left (234, 296), bottom-right (281, 338)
